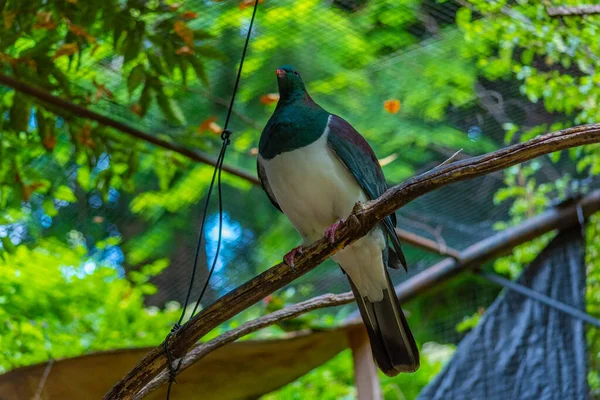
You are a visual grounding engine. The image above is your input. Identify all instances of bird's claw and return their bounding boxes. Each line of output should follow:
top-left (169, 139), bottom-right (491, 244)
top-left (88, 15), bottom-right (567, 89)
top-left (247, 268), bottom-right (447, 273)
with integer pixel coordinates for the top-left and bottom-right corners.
top-left (284, 245), bottom-right (304, 270)
top-left (324, 219), bottom-right (344, 244)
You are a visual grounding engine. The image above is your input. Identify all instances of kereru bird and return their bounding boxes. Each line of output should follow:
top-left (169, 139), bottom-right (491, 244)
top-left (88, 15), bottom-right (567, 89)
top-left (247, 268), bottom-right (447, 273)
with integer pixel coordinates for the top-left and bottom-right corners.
top-left (257, 65), bottom-right (419, 376)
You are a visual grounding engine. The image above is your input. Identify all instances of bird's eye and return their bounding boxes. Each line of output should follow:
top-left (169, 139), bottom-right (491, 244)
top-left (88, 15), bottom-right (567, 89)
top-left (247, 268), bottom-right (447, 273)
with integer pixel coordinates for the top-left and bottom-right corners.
top-left (293, 70), bottom-right (299, 76)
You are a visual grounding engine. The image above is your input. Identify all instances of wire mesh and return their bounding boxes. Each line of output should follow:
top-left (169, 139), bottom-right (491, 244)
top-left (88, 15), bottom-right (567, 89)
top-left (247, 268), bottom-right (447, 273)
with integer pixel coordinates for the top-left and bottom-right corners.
top-left (4, 0), bottom-right (600, 397)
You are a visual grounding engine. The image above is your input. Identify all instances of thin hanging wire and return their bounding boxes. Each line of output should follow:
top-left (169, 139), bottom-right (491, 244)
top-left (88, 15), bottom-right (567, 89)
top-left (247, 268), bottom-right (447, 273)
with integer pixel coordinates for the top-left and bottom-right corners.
top-left (163, 0), bottom-right (260, 398)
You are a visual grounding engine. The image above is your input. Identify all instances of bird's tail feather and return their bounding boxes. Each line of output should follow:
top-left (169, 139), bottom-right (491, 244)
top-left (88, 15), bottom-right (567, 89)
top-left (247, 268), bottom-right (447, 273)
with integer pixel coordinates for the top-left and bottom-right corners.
top-left (348, 270), bottom-right (419, 376)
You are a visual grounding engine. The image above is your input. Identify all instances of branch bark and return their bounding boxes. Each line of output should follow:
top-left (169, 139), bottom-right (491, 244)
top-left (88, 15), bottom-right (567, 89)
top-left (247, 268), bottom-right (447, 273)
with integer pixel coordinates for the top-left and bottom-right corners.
top-left (547, 5), bottom-right (600, 17)
top-left (104, 123), bottom-right (600, 399)
top-left (137, 187), bottom-right (600, 398)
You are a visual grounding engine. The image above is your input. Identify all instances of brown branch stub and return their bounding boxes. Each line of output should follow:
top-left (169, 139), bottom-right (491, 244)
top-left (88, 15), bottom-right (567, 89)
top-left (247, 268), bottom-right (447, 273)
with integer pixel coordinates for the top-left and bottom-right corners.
top-left (547, 5), bottom-right (600, 17)
top-left (104, 123), bottom-right (600, 400)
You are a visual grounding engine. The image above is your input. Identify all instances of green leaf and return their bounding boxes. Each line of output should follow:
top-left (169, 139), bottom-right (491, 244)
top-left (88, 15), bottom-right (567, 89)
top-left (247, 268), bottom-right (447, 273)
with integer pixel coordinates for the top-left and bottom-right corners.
top-left (162, 41), bottom-right (177, 72)
top-left (195, 45), bottom-right (226, 60)
top-left (77, 166), bottom-right (91, 191)
top-left (9, 92), bottom-right (32, 132)
top-left (456, 312), bottom-right (481, 333)
top-left (189, 56), bottom-right (208, 85)
top-left (123, 23), bottom-right (145, 64)
top-left (192, 29), bottom-right (214, 40)
top-left (139, 82), bottom-right (153, 117)
top-left (155, 90), bottom-right (185, 125)
top-left (147, 51), bottom-right (169, 76)
top-left (179, 57), bottom-right (188, 87)
top-left (0, 236), bottom-right (16, 254)
top-left (54, 185), bottom-right (77, 203)
top-left (521, 49), bottom-right (534, 65)
top-left (127, 64), bottom-right (146, 94)
top-left (42, 198), bottom-right (58, 217)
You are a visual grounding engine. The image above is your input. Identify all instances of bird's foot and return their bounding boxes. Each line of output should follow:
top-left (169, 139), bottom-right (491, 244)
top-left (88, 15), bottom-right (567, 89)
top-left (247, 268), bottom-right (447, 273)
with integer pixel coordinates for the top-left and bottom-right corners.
top-left (324, 219), bottom-right (345, 244)
top-left (284, 245), bottom-right (304, 270)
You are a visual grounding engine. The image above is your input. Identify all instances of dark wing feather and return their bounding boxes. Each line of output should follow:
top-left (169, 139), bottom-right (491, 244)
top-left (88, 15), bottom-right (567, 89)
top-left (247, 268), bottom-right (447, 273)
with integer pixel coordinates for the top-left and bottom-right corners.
top-left (327, 115), bottom-right (407, 270)
top-left (257, 158), bottom-right (282, 213)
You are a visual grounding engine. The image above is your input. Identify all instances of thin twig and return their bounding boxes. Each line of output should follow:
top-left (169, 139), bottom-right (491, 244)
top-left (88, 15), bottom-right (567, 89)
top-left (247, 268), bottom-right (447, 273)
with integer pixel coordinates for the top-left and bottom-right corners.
top-left (394, 227), bottom-right (460, 259)
top-left (33, 359), bottom-right (54, 400)
top-left (104, 123), bottom-right (600, 400)
top-left (435, 148), bottom-right (463, 168)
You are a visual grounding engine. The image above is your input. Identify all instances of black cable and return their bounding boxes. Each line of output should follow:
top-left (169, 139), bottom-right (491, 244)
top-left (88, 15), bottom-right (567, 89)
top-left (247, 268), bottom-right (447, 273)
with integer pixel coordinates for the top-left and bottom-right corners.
top-left (163, 1), bottom-right (260, 398)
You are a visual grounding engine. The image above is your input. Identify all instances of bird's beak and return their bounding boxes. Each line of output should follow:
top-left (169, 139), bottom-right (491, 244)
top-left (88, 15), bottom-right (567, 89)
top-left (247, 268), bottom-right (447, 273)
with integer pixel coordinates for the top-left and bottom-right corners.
top-left (276, 69), bottom-right (286, 78)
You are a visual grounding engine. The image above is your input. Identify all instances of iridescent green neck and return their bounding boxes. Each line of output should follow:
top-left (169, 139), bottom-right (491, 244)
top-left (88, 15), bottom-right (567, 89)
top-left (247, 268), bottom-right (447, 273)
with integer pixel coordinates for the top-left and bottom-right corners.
top-left (259, 97), bottom-right (330, 159)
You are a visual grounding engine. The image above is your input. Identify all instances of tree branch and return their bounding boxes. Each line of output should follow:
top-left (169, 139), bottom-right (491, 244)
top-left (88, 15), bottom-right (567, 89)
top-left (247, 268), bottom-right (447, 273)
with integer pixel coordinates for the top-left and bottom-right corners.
top-left (133, 292), bottom-right (356, 399)
top-left (104, 123), bottom-right (600, 399)
top-left (0, 73), bottom-right (260, 185)
top-left (547, 5), bottom-right (600, 17)
top-left (137, 186), bottom-right (600, 398)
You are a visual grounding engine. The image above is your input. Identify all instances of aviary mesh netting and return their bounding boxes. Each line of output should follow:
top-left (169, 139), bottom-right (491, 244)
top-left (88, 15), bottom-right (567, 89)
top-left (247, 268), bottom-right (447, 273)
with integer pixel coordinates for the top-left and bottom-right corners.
top-left (4, 0), bottom-right (599, 396)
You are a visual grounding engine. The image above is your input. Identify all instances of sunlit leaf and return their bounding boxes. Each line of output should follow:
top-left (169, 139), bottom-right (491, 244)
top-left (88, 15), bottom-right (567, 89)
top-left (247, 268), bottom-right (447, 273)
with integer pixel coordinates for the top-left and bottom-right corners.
top-left (54, 185), bottom-right (77, 203)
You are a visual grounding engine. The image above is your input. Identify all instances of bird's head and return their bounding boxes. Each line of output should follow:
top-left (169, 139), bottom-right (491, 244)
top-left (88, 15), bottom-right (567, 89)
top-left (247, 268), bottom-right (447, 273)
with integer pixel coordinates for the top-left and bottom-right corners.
top-left (275, 65), bottom-right (307, 101)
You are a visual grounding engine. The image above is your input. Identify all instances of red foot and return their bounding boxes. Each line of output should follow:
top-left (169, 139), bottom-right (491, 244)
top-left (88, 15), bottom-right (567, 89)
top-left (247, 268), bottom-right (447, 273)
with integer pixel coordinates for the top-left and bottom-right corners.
top-left (284, 245), bottom-right (304, 269)
top-left (324, 219), bottom-right (344, 244)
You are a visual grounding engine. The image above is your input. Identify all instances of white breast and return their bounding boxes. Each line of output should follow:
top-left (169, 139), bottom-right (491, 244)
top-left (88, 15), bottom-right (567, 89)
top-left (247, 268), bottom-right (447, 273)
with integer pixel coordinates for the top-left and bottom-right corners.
top-left (259, 119), bottom-right (389, 301)
top-left (259, 125), bottom-right (366, 243)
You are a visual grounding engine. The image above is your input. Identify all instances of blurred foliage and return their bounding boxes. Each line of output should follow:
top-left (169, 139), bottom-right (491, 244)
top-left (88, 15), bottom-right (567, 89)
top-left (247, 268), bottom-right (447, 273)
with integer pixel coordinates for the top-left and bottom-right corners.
top-left (0, 236), bottom-right (180, 372)
top-left (0, 0), bottom-right (599, 398)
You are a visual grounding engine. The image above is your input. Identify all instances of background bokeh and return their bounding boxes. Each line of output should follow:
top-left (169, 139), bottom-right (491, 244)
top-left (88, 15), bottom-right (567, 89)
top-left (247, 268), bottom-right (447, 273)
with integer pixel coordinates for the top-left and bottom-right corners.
top-left (1, 0), bottom-right (599, 398)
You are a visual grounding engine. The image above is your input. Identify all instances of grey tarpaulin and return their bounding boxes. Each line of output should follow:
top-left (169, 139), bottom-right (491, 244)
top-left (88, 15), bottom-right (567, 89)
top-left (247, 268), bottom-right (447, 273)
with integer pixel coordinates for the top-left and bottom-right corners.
top-left (418, 227), bottom-right (588, 400)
